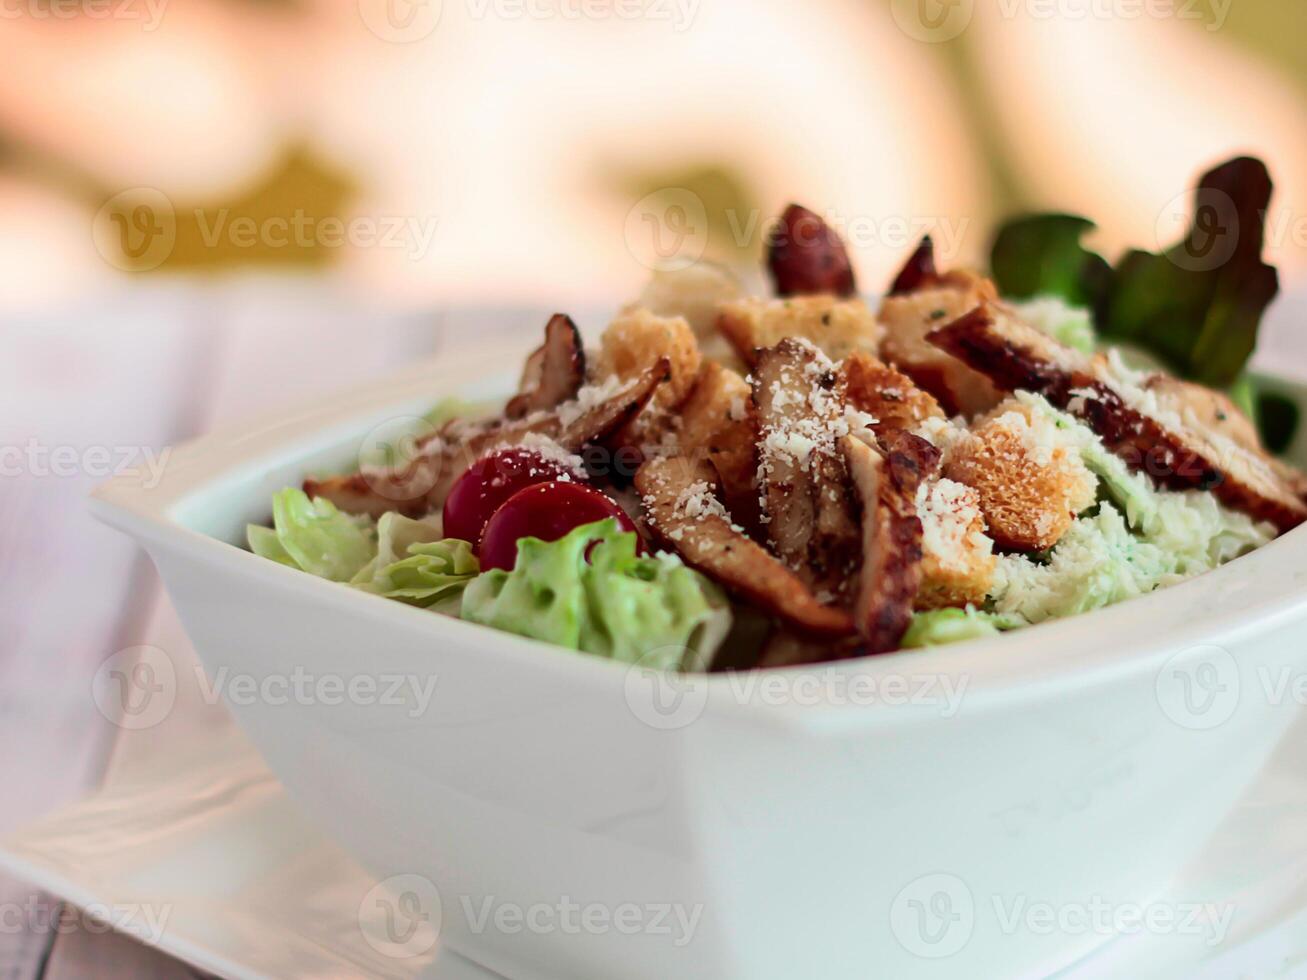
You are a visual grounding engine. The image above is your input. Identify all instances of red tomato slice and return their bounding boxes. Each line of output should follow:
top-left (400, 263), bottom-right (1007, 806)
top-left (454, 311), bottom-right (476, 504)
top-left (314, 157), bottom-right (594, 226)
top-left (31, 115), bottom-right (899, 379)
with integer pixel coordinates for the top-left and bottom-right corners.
top-left (478, 481), bottom-right (638, 571)
top-left (442, 448), bottom-right (580, 546)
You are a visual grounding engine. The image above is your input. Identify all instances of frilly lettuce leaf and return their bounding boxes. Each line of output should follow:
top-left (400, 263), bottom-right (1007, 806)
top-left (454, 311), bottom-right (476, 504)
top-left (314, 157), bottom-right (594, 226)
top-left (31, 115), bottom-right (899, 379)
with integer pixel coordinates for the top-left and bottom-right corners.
top-left (249, 488), bottom-right (378, 582)
top-left (351, 513), bottom-right (478, 605)
top-left (461, 519), bottom-right (732, 672)
top-left (901, 607), bottom-right (1023, 649)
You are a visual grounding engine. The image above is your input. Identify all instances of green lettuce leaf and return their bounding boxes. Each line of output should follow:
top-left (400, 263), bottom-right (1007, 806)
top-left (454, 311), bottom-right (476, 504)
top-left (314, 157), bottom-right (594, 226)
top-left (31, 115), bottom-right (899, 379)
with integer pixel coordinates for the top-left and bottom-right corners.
top-left (461, 519), bottom-right (732, 671)
top-left (351, 513), bottom-right (478, 605)
top-left (991, 214), bottom-right (1112, 315)
top-left (901, 607), bottom-right (1022, 649)
top-left (250, 488), bottom-right (377, 582)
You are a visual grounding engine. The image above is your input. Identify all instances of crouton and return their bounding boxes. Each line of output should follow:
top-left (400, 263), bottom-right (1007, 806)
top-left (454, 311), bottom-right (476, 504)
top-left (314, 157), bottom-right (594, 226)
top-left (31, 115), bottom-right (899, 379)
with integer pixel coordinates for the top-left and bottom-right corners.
top-left (841, 351), bottom-right (945, 438)
top-left (877, 266), bottom-right (1004, 417)
top-left (945, 400), bottom-right (1097, 552)
top-left (676, 361), bottom-right (759, 528)
top-left (915, 477), bottom-right (997, 609)
top-left (595, 308), bottom-right (702, 410)
top-left (717, 296), bottom-right (882, 369)
top-left (627, 262), bottom-right (744, 369)
top-left (927, 304), bottom-right (1307, 534)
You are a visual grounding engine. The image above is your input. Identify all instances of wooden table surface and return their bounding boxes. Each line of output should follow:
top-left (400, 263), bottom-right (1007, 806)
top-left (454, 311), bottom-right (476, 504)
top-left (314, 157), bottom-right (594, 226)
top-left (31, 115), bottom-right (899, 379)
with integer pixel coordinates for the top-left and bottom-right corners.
top-left (0, 282), bottom-right (545, 980)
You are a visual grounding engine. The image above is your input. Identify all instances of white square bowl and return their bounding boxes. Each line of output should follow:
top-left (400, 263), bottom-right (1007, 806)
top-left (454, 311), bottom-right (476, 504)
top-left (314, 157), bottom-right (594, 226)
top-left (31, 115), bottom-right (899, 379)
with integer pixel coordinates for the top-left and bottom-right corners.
top-left (92, 344), bottom-right (1307, 980)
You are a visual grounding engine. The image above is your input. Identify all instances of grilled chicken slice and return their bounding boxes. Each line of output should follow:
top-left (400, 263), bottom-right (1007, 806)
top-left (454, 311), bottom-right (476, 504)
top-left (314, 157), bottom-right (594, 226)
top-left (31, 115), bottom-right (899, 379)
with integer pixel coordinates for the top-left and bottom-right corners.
top-left (843, 432), bottom-right (941, 654)
top-left (766, 203), bottom-right (858, 298)
top-left (306, 359), bottom-right (670, 519)
top-left (752, 338), bottom-right (861, 600)
top-left (636, 455), bottom-right (854, 639)
top-left (927, 305), bottom-right (1307, 533)
top-left (504, 313), bottom-right (586, 420)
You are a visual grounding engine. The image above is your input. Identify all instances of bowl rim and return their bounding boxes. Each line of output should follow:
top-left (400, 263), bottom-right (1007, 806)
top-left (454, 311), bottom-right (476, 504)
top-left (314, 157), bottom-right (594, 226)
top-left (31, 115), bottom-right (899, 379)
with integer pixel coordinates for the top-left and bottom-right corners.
top-left (90, 339), bottom-right (1307, 735)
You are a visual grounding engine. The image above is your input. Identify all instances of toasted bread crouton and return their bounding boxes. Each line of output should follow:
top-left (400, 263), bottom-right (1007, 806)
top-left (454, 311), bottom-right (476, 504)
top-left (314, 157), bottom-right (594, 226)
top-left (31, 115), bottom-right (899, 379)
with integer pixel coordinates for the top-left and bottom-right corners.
top-left (927, 305), bottom-right (1307, 533)
top-left (841, 351), bottom-right (945, 438)
top-left (717, 296), bottom-right (882, 369)
top-left (915, 477), bottom-right (996, 609)
top-left (945, 400), bottom-right (1097, 552)
top-left (627, 262), bottom-right (744, 368)
top-left (677, 361), bottom-right (759, 526)
top-left (596, 308), bottom-right (702, 410)
top-left (877, 268), bottom-right (1003, 417)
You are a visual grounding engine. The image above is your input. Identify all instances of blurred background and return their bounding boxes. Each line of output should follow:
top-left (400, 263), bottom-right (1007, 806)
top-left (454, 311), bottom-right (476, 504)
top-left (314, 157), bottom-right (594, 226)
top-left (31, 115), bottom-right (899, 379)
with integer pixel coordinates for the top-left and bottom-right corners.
top-left (3, 0), bottom-right (1307, 309)
top-left (5, 1), bottom-right (1307, 976)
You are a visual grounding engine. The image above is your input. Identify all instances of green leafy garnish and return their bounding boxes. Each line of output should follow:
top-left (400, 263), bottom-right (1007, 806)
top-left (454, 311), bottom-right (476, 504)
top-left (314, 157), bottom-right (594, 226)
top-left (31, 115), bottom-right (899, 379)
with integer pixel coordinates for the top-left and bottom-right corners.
top-left (990, 156), bottom-right (1287, 445)
top-left (250, 488), bottom-right (377, 582)
top-left (991, 214), bottom-right (1112, 316)
top-left (461, 519), bottom-right (732, 671)
top-left (351, 513), bottom-right (478, 605)
top-left (901, 607), bottom-right (1022, 649)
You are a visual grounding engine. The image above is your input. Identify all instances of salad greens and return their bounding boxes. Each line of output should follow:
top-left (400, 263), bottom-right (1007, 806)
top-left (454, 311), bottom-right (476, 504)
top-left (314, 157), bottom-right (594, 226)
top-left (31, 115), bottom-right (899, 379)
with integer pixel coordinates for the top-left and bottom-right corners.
top-left (247, 489), bottom-right (478, 605)
top-left (990, 157), bottom-right (1295, 449)
top-left (461, 519), bottom-right (732, 672)
top-left (901, 607), bottom-right (1019, 649)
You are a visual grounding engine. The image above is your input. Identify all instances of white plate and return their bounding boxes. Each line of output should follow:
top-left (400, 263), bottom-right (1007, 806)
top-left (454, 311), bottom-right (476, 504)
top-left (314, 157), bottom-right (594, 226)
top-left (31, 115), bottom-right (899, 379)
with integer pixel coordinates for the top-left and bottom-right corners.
top-left (3, 712), bottom-right (1307, 980)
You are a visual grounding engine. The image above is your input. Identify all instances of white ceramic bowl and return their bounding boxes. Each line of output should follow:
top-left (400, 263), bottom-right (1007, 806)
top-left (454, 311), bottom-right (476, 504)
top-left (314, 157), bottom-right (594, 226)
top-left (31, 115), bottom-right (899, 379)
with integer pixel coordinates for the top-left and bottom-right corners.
top-left (92, 344), bottom-right (1307, 979)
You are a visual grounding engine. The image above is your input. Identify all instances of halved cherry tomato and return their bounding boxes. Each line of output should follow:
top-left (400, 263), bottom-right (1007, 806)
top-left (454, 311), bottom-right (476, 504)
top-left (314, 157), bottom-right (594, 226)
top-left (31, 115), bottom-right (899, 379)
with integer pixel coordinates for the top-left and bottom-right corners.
top-left (478, 481), bottom-right (638, 571)
top-left (442, 448), bottom-right (579, 546)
